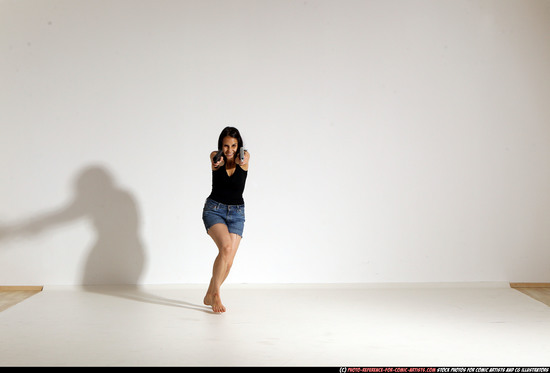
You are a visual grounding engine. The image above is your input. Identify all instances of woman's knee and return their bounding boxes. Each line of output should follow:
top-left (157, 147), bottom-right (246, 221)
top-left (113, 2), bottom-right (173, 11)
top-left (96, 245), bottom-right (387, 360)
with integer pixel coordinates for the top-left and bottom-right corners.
top-left (220, 243), bottom-right (235, 260)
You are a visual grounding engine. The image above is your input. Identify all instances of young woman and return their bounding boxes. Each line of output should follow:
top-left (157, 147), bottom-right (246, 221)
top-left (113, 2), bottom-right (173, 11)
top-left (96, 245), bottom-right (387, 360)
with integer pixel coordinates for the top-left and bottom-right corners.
top-left (202, 127), bottom-right (250, 313)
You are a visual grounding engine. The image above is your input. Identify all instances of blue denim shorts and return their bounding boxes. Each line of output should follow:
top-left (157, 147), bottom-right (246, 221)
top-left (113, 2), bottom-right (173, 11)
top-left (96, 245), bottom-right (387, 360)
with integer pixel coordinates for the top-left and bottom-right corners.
top-left (202, 198), bottom-right (245, 237)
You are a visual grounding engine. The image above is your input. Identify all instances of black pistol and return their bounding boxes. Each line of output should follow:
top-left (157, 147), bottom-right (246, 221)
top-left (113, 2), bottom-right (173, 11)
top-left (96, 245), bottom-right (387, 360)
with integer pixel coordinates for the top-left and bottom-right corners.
top-left (213, 149), bottom-right (223, 164)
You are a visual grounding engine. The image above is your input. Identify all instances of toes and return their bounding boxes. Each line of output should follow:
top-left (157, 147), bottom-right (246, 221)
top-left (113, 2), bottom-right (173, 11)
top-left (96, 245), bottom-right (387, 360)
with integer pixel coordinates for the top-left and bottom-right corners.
top-left (212, 303), bottom-right (226, 313)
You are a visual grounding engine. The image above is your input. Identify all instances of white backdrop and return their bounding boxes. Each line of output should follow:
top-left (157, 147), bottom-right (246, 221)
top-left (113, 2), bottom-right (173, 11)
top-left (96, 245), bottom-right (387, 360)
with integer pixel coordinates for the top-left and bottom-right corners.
top-left (1, 0), bottom-right (549, 285)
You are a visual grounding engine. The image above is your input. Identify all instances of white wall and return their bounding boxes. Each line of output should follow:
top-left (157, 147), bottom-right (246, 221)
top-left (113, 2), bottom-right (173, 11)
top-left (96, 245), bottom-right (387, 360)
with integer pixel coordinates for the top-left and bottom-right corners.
top-left (1, 0), bottom-right (549, 285)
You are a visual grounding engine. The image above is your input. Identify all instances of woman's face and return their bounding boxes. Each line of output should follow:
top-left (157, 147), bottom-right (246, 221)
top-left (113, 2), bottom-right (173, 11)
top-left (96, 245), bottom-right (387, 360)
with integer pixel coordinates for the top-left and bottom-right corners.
top-left (222, 136), bottom-right (239, 160)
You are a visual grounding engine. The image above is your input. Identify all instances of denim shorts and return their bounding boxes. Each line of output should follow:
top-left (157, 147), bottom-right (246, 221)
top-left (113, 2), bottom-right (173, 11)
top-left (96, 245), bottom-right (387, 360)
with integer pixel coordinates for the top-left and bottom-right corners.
top-left (202, 198), bottom-right (245, 237)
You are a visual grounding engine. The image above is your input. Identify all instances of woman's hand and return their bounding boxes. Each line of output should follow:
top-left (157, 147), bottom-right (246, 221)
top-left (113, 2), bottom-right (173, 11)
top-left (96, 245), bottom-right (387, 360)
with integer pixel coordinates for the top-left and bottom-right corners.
top-left (210, 151), bottom-right (224, 169)
top-left (238, 150), bottom-right (250, 169)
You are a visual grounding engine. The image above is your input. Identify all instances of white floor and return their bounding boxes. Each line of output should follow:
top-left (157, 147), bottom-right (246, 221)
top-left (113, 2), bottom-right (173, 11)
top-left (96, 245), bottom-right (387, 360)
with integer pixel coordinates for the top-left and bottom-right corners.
top-left (1, 283), bottom-right (550, 367)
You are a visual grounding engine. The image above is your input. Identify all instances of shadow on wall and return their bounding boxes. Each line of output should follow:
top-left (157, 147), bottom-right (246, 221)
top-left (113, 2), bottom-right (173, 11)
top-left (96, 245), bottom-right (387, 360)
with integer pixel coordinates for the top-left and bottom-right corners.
top-left (0, 166), bottom-right (215, 313)
top-left (0, 165), bottom-right (146, 285)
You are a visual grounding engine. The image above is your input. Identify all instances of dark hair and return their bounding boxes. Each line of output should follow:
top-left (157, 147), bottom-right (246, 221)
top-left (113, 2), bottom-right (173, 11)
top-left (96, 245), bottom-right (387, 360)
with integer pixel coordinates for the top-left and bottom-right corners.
top-left (217, 126), bottom-right (244, 154)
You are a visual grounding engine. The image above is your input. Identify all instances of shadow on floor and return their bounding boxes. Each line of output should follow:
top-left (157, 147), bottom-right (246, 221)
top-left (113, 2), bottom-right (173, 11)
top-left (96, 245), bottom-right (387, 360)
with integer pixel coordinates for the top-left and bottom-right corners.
top-left (82, 285), bottom-right (216, 314)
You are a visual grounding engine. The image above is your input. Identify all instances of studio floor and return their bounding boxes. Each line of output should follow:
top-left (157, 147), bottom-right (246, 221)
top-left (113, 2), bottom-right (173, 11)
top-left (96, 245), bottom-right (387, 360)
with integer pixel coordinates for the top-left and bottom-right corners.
top-left (1, 283), bottom-right (550, 367)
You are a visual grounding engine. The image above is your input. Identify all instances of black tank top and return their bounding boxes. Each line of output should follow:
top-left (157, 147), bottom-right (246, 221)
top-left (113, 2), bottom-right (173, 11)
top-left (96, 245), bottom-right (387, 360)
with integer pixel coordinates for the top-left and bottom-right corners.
top-left (208, 164), bottom-right (247, 205)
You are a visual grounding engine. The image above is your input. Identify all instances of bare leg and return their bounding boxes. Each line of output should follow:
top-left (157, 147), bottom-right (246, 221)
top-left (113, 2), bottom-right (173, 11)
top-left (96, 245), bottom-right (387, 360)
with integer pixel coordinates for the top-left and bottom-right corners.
top-left (204, 223), bottom-right (242, 313)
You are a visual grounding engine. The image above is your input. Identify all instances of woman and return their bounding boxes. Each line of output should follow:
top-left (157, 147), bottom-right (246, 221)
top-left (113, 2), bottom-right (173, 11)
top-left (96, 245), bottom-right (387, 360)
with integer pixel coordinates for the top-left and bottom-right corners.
top-left (202, 127), bottom-right (250, 313)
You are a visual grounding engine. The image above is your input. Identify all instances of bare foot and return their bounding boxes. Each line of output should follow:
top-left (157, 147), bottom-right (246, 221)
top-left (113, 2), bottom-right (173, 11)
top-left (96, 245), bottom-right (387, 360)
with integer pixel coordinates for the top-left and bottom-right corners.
top-left (204, 293), bottom-right (226, 313)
